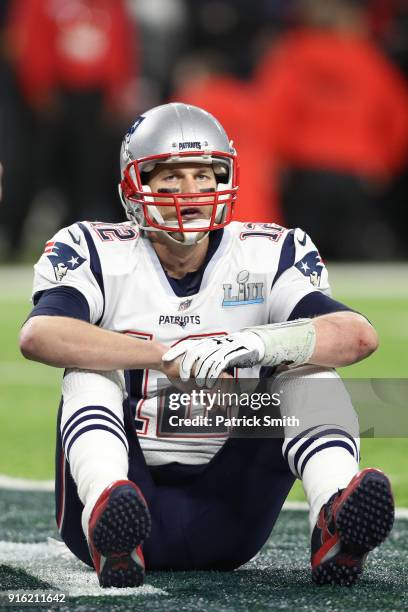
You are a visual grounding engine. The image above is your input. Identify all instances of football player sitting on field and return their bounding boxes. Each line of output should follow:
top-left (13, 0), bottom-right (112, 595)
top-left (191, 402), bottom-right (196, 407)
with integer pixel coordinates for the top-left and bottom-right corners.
top-left (20, 103), bottom-right (394, 588)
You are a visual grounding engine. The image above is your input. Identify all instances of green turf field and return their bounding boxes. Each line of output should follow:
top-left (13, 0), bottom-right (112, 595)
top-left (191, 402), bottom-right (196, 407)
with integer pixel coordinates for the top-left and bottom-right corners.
top-left (0, 489), bottom-right (407, 611)
top-left (0, 264), bottom-right (407, 611)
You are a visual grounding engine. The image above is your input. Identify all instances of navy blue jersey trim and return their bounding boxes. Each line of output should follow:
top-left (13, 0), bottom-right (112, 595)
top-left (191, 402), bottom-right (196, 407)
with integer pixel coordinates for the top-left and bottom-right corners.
top-left (288, 291), bottom-right (354, 320)
top-left (77, 222), bottom-right (105, 325)
top-left (30, 287), bottom-right (90, 322)
top-left (271, 230), bottom-right (296, 289)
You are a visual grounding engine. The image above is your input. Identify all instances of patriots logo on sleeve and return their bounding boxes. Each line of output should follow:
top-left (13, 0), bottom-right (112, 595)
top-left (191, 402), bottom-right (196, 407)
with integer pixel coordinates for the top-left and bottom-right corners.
top-left (44, 241), bottom-right (86, 282)
top-left (295, 251), bottom-right (324, 287)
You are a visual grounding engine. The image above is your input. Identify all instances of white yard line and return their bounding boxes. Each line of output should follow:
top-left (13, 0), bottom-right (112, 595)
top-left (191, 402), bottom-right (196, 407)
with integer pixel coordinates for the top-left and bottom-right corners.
top-left (0, 475), bottom-right (54, 491)
top-left (1, 474), bottom-right (407, 518)
top-left (0, 541), bottom-right (167, 598)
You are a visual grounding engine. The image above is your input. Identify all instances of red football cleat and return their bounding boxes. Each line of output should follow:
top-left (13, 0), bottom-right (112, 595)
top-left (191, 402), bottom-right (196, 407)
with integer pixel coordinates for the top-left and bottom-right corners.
top-left (88, 480), bottom-right (151, 588)
top-left (311, 468), bottom-right (394, 586)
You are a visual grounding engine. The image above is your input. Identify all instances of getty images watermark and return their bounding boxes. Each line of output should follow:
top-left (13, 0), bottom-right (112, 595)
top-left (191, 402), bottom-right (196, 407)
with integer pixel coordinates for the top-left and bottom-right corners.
top-left (157, 378), bottom-right (408, 438)
top-left (166, 389), bottom-right (300, 429)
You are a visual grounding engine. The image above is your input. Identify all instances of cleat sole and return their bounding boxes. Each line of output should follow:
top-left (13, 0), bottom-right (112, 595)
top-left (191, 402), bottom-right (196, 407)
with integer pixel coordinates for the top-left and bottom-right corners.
top-left (313, 557), bottom-right (362, 587)
top-left (312, 469), bottom-right (394, 587)
top-left (91, 485), bottom-right (151, 588)
top-left (336, 470), bottom-right (394, 553)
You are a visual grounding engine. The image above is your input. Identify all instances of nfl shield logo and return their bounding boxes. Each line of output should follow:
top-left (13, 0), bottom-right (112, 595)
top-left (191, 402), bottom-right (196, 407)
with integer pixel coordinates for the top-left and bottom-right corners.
top-left (178, 299), bottom-right (192, 312)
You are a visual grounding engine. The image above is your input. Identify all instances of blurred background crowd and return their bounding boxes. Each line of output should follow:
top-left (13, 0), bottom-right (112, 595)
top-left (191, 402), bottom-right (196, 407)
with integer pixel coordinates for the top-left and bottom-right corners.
top-left (0, 0), bottom-right (408, 262)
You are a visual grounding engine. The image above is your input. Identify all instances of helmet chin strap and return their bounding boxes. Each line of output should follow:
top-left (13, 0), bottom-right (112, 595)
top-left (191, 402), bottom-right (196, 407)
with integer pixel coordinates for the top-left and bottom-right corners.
top-left (170, 219), bottom-right (210, 246)
top-left (140, 217), bottom-right (210, 246)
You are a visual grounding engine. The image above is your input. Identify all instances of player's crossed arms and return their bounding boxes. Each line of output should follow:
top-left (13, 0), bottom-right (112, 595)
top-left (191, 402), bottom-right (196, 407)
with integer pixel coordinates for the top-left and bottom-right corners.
top-left (162, 319), bottom-right (316, 389)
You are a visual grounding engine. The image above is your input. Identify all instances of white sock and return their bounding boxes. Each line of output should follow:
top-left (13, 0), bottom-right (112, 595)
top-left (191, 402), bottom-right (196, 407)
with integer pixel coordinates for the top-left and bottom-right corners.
top-left (302, 447), bottom-right (359, 531)
top-left (274, 365), bottom-right (360, 533)
top-left (61, 369), bottom-right (129, 540)
top-left (70, 434), bottom-right (129, 539)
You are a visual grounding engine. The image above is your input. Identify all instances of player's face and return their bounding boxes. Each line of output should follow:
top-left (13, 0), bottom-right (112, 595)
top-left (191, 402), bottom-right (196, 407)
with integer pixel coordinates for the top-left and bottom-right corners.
top-left (147, 163), bottom-right (217, 223)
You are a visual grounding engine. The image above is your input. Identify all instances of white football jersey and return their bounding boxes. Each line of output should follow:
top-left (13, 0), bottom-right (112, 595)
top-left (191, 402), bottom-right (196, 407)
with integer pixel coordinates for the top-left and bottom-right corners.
top-left (33, 221), bottom-right (331, 465)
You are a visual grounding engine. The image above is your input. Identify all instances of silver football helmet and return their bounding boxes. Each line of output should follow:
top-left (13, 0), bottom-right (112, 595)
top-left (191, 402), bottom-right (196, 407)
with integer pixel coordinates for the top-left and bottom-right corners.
top-left (119, 103), bottom-right (239, 244)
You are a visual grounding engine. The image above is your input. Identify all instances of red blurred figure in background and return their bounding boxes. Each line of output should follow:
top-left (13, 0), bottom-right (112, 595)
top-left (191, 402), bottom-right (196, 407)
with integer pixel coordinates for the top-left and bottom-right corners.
top-left (254, 0), bottom-right (408, 259)
top-left (3, 0), bottom-right (139, 256)
top-left (9, 0), bottom-right (138, 114)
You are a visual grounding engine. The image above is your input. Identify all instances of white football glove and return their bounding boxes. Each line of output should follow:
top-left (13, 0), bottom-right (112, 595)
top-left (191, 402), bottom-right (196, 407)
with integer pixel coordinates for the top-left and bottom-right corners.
top-left (162, 332), bottom-right (265, 388)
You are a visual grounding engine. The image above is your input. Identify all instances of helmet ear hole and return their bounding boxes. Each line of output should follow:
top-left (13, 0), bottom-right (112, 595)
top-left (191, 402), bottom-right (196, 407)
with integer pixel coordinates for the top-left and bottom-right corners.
top-left (213, 162), bottom-right (229, 184)
top-left (140, 171), bottom-right (151, 185)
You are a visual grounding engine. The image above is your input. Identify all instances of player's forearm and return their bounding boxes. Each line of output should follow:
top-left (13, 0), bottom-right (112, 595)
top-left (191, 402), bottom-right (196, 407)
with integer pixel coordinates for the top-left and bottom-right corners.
top-left (19, 316), bottom-right (166, 371)
top-left (161, 311), bottom-right (379, 387)
top-left (309, 311), bottom-right (378, 367)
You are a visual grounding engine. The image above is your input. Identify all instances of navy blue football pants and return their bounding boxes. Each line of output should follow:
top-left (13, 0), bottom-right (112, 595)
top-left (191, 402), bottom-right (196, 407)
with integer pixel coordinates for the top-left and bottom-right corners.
top-left (55, 399), bottom-right (295, 571)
